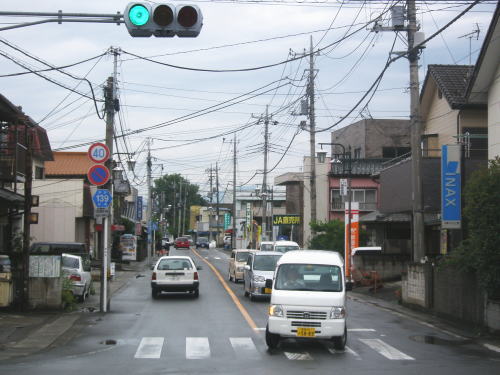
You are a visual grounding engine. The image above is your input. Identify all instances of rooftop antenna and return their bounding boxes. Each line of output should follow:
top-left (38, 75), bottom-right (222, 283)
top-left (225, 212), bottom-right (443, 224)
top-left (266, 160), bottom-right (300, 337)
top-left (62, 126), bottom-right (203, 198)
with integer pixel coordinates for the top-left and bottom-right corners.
top-left (458, 23), bottom-right (480, 65)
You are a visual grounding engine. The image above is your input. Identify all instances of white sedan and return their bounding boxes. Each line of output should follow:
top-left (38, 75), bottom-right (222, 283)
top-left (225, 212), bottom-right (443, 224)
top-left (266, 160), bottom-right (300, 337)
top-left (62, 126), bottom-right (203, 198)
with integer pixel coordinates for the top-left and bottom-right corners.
top-left (151, 256), bottom-right (201, 299)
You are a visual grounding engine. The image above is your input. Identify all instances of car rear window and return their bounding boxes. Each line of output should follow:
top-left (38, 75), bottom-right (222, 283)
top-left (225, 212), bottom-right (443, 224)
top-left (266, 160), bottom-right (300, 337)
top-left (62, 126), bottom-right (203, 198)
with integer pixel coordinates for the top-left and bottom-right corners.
top-left (177, 237), bottom-right (187, 241)
top-left (62, 256), bottom-right (80, 269)
top-left (157, 258), bottom-right (193, 270)
top-left (274, 245), bottom-right (299, 253)
top-left (235, 252), bottom-right (250, 262)
top-left (260, 244), bottom-right (274, 251)
top-left (253, 255), bottom-right (282, 271)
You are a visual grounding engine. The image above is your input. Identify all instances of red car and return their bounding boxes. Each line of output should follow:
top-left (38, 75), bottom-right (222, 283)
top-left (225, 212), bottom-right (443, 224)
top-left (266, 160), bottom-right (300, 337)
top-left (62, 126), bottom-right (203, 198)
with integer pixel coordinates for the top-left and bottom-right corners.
top-left (174, 237), bottom-right (190, 249)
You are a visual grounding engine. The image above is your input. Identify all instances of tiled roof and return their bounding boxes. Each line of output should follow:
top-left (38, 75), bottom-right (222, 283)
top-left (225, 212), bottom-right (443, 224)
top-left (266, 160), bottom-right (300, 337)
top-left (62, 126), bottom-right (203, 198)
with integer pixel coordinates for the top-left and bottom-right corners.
top-left (45, 152), bottom-right (94, 177)
top-left (330, 158), bottom-right (388, 176)
top-left (427, 65), bottom-right (474, 108)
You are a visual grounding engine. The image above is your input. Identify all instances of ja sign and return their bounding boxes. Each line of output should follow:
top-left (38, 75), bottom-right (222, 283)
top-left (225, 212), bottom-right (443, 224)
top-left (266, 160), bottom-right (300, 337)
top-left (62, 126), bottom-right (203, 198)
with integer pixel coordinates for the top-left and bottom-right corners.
top-left (441, 144), bottom-right (461, 229)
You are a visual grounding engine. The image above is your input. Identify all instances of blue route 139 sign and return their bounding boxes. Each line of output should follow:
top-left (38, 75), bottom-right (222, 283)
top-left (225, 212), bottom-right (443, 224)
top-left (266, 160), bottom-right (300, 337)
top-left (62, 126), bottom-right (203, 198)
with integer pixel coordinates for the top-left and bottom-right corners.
top-left (93, 189), bottom-right (112, 208)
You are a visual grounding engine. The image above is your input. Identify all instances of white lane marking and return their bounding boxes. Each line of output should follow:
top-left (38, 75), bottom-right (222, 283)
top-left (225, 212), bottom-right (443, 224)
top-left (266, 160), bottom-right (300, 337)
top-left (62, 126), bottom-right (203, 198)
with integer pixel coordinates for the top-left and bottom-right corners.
top-left (134, 337), bottom-right (164, 359)
top-left (186, 337), bottom-right (211, 359)
top-left (284, 351), bottom-right (313, 360)
top-left (253, 327), bottom-right (266, 331)
top-left (348, 328), bottom-right (376, 332)
top-left (230, 337), bottom-right (260, 358)
top-left (484, 343), bottom-right (500, 353)
top-left (360, 339), bottom-right (415, 360)
top-left (327, 345), bottom-right (361, 360)
top-left (214, 257), bottom-right (221, 260)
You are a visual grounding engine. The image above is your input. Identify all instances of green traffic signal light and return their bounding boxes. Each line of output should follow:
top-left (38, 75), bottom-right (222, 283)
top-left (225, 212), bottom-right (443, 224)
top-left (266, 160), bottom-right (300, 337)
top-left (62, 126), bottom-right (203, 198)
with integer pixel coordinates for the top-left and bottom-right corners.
top-left (128, 4), bottom-right (150, 26)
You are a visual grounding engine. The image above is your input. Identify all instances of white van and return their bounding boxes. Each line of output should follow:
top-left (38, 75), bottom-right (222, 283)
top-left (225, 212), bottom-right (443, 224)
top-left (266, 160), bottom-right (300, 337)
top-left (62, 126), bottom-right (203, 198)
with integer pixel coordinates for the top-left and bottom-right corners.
top-left (272, 240), bottom-right (299, 253)
top-left (265, 250), bottom-right (350, 350)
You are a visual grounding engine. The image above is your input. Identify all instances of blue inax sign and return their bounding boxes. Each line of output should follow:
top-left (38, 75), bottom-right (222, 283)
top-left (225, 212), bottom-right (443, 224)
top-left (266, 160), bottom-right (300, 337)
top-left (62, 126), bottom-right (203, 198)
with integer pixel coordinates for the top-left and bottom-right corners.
top-left (441, 144), bottom-right (461, 229)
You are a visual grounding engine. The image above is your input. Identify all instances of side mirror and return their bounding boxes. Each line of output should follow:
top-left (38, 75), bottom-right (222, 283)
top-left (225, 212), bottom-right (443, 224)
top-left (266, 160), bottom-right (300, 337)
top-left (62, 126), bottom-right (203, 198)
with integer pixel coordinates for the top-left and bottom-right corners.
top-left (244, 265), bottom-right (250, 271)
top-left (345, 281), bottom-right (353, 291)
top-left (265, 279), bottom-right (273, 289)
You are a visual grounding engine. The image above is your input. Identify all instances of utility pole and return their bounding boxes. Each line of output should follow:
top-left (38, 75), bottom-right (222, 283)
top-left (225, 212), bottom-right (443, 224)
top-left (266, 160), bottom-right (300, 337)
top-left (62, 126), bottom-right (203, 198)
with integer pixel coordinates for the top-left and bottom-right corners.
top-left (308, 36), bottom-right (317, 232)
top-left (177, 182), bottom-right (183, 238)
top-left (182, 182), bottom-right (188, 235)
top-left (146, 138), bottom-right (152, 267)
top-left (232, 134), bottom-right (237, 250)
top-left (216, 162), bottom-right (220, 246)
top-left (408, 0), bottom-right (425, 261)
top-left (172, 181), bottom-right (176, 237)
top-left (22, 123), bottom-right (32, 310)
top-left (371, 2), bottom-right (425, 261)
top-left (262, 105), bottom-right (269, 241)
top-left (100, 48), bottom-right (118, 313)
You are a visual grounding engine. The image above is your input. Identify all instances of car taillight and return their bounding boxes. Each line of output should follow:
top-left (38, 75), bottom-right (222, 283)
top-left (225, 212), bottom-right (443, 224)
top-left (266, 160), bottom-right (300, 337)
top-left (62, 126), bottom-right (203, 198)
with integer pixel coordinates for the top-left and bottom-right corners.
top-left (69, 274), bottom-right (81, 282)
top-left (152, 272), bottom-right (157, 280)
top-left (194, 272), bottom-right (199, 281)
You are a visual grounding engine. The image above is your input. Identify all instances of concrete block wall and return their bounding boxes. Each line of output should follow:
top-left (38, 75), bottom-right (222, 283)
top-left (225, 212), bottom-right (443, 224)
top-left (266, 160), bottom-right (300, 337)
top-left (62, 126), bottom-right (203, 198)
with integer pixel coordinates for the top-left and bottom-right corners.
top-left (29, 277), bottom-right (62, 309)
top-left (433, 266), bottom-right (484, 326)
top-left (402, 263), bottom-right (427, 308)
top-left (485, 300), bottom-right (500, 332)
top-left (352, 254), bottom-right (409, 280)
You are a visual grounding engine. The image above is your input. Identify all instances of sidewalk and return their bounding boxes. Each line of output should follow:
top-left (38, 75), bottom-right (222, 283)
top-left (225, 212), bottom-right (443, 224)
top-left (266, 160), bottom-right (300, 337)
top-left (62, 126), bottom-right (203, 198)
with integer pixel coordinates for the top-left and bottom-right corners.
top-left (349, 280), bottom-right (500, 354)
top-left (0, 259), bottom-right (148, 360)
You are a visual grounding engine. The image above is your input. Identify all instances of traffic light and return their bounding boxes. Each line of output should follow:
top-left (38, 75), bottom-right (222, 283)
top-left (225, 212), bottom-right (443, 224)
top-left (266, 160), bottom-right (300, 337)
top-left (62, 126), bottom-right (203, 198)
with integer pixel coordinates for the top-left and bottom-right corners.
top-left (124, 3), bottom-right (203, 38)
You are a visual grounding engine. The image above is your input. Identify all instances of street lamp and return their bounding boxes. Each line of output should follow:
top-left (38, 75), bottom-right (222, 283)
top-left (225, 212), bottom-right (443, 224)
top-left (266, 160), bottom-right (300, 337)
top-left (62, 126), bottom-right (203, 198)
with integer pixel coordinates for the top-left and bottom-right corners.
top-left (318, 142), bottom-right (353, 285)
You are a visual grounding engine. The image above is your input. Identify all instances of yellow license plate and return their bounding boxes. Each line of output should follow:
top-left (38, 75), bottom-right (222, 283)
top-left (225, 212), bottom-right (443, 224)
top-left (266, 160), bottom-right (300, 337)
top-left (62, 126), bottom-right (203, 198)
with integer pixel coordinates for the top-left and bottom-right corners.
top-left (264, 288), bottom-right (272, 294)
top-left (296, 327), bottom-right (316, 337)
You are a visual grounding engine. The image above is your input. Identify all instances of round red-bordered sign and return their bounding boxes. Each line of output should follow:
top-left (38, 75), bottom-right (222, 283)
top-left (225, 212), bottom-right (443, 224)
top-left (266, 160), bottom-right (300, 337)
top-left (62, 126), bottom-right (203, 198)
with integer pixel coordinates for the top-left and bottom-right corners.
top-left (87, 165), bottom-right (110, 186)
top-left (88, 142), bottom-right (110, 164)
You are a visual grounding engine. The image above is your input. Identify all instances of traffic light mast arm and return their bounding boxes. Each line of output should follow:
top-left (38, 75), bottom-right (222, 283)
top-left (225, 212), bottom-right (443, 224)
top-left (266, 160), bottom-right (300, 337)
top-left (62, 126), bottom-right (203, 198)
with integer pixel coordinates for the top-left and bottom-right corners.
top-left (0, 11), bottom-right (123, 32)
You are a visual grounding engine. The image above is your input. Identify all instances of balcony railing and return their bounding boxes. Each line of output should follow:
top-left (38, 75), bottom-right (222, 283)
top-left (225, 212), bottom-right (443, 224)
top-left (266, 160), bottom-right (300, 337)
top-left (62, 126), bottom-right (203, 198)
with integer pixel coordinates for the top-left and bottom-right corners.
top-left (0, 143), bottom-right (27, 182)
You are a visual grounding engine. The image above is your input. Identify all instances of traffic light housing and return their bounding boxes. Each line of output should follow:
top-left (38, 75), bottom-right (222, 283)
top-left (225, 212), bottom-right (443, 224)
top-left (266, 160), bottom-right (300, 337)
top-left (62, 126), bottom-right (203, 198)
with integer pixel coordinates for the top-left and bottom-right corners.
top-left (124, 3), bottom-right (203, 38)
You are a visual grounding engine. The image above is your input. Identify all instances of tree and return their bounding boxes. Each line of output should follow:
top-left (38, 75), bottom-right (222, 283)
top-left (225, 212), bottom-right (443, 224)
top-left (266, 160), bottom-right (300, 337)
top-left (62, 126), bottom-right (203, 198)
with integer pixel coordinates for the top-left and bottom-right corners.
top-left (448, 157), bottom-right (500, 298)
top-left (152, 174), bottom-right (206, 237)
top-left (308, 220), bottom-right (345, 252)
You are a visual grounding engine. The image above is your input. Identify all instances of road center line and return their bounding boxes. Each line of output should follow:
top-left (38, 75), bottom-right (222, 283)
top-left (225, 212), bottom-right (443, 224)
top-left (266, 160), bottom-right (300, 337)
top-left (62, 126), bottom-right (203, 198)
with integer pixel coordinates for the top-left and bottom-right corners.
top-left (192, 248), bottom-right (258, 331)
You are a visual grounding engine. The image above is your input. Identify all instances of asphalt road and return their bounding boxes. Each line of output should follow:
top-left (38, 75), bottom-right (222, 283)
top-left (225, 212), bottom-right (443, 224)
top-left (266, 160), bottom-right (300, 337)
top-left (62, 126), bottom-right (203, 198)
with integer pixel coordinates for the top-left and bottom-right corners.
top-left (0, 247), bottom-right (499, 375)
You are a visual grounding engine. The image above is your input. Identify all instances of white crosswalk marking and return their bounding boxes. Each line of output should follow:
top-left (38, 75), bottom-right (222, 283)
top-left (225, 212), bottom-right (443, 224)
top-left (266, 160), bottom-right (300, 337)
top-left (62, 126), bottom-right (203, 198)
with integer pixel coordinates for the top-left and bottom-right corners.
top-left (328, 345), bottom-right (361, 360)
top-left (284, 351), bottom-right (313, 360)
top-left (186, 337), bottom-right (211, 359)
top-left (134, 337), bottom-right (164, 359)
top-left (360, 339), bottom-right (415, 360)
top-left (230, 337), bottom-right (259, 358)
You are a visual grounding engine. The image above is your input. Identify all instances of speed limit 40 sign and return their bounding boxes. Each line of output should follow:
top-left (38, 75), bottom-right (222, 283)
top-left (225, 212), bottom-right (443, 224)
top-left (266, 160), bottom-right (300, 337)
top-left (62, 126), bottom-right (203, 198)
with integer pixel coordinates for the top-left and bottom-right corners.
top-left (88, 142), bottom-right (110, 164)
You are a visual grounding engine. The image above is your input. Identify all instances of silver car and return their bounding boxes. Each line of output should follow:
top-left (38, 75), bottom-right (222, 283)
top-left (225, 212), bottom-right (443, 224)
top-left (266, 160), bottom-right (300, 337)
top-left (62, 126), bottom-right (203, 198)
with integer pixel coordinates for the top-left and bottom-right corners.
top-left (243, 251), bottom-right (282, 301)
top-left (62, 253), bottom-right (92, 302)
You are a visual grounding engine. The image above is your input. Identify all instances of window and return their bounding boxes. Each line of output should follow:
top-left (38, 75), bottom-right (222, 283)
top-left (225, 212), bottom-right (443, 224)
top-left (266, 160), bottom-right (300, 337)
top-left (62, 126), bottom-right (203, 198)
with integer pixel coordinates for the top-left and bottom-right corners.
top-left (275, 264), bottom-right (342, 292)
top-left (157, 258), bottom-right (192, 270)
top-left (330, 188), bottom-right (377, 210)
top-left (235, 252), bottom-right (250, 262)
top-left (253, 255), bottom-right (282, 271)
top-left (62, 256), bottom-right (80, 269)
top-left (462, 127), bottom-right (488, 159)
top-left (35, 166), bottom-right (44, 179)
top-left (382, 147), bottom-right (411, 158)
top-left (354, 147), bottom-right (361, 159)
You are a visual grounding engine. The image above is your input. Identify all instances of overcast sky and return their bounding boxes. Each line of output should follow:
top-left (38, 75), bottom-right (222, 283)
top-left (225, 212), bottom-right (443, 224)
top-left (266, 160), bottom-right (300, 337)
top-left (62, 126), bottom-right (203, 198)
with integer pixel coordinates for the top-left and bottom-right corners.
top-left (0, 1), bottom-right (496, 200)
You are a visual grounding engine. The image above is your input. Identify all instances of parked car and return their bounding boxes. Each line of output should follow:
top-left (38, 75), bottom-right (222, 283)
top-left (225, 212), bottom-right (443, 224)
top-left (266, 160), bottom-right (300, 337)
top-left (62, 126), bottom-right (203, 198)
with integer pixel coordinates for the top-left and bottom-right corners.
top-left (259, 241), bottom-right (274, 251)
top-left (175, 237), bottom-right (190, 249)
top-left (273, 240), bottom-right (300, 253)
top-left (151, 256), bottom-right (202, 298)
top-left (62, 253), bottom-right (92, 302)
top-left (196, 237), bottom-right (210, 249)
top-left (243, 251), bottom-right (283, 301)
top-left (228, 249), bottom-right (255, 282)
top-left (31, 242), bottom-right (91, 263)
top-left (223, 235), bottom-right (232, 249)
top-left (265, 250), bottom-right (350, 350)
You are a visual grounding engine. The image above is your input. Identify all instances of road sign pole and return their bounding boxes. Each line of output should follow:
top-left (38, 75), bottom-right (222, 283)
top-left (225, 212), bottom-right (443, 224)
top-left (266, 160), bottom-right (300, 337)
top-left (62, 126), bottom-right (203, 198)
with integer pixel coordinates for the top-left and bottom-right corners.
top-left (100, 216), bottom-right (109, 313)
